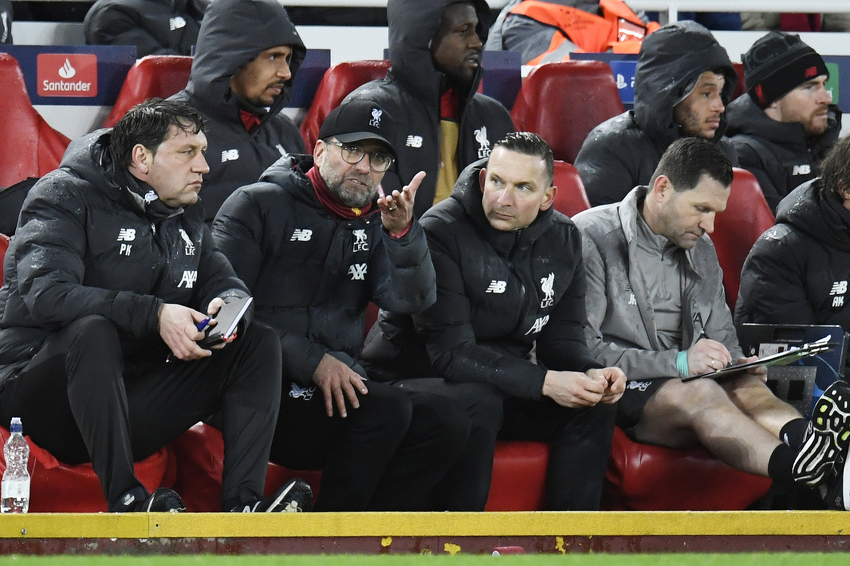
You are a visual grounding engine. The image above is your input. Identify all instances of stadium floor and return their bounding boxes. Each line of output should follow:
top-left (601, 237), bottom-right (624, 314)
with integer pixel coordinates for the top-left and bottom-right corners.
top-left (0, 511), bottom-right (849, 554)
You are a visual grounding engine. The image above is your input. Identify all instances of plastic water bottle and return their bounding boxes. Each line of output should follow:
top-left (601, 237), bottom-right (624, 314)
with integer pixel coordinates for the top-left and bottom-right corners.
top-left (1, 417), bottom-right (30, 513)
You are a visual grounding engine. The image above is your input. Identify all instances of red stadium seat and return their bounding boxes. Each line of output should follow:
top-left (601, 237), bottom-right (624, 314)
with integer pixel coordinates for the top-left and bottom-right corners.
top-left (299, 60), bottom-right (390, 151)
top-left (710, 168), bottom-right (774, 311)
top-left (552, 160), bottom-right (591, 217)
top-left (0, 54), bottom-right (71, 188)
top-left (102, 55), bottom-right (193, 128)
top-left (0, 427), bottom-right (173, 513)
top-left (168, 423), bottom-right (321, 512)
top-left (603, 426), bottom-right (772, 510)
top-left (485, 441), bottom-right (549, 511)
top-left (732, 62), bottom-right (747, 101)
top-left (511, 60), bottom-right (624, 164)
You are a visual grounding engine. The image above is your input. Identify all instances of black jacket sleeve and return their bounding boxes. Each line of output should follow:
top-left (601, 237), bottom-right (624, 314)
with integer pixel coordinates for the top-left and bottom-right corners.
top-left (369, 220), bottom-right (436, 314)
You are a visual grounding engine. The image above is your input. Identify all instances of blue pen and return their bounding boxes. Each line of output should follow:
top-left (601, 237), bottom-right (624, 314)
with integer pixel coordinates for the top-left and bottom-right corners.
top-left (197, 317), bottom-right (211, 331)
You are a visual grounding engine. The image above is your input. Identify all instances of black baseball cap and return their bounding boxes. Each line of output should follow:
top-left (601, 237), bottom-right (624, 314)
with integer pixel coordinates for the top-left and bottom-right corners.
top-left (318, 99), bottom-right (397, 159)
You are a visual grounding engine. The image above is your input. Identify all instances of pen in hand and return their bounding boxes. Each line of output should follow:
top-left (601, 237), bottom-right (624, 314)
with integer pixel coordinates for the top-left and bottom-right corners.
top-left (167, 317), bottom-right (212, 363)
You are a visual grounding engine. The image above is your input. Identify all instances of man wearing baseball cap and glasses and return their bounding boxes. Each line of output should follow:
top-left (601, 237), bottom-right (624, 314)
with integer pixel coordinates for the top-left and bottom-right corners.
top-left (212, 98), bottom-right (471, 511)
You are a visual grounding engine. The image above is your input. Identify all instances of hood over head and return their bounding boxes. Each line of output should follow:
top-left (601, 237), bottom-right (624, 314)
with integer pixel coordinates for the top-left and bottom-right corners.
top-left (776, 179), bottom-right (850, 253)
top-left (633, 20), bottom-right (736, 146)
top-left (386, 0), bottom-right (491, 103)
top-left (186, 0), bottom-right (305, 116)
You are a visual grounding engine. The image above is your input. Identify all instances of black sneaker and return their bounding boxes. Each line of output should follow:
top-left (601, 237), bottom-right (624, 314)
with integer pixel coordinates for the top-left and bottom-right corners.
top-left (793, 380), bottom-right (850, 486)
top-left (119, 487), bottom-right (185, 513)
top-left (230, 479), bottom-right (313, 513)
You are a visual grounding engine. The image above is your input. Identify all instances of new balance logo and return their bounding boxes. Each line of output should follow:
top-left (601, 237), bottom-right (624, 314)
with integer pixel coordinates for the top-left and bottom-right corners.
top-left (831, 280), bottom-right (847, 308)
top-left (117, 228), bottom-right (136, 242)
top-left (221, 149), bottom-right (239, 162)
top-left (486, 280), bottom-right (506, 294)
top-left (830, 281), bottom-right (847, 295)
top-left (348, 263), bottom-right (367, 280)
top-left (525, 315), bottom-right (549, 335)
top-left (792, 164), bottom-right (811, 176)
top-left (290, 229), bottom-right (312, 241)
top-left (353, 229), bottom-right (369, 252)
top-left (289, 384), bottom-right (316, 400)
top-left (627, 381), bottom-right (651, 392)
top-left (178, 270), bottom-right (197, 288)
top-left (169, 16), bottom-right (186, 30)
top-left (406, 135), bottom-right (423, 148)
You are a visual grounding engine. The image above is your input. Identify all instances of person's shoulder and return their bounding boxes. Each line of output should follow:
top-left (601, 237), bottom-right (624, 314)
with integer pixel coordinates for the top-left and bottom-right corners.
top-left (572, 202), bottom-right (622, 233)
top-left (420, 198), bottom-right (469, 240)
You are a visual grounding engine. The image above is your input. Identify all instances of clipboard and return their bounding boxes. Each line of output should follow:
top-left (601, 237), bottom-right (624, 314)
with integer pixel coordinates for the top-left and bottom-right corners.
top-left (682, 335), bottom-right (837, 382)
top-left (198, 296), bottom-right (253, 347)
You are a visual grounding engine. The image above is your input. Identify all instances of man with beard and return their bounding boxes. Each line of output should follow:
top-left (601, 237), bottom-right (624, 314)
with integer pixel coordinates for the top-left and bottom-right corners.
top-left (171, 0), bottom-right (306, 222)
top-left (212, 99), bottom-right (471, 511)
top-left (574, 21), bottom-right (737, 206)
top-left (574, 137), bottom-right (850, 507)
top-left (345, 0), bottom-right (514, 218)
top-left (725, 32), bottom-right (840, 214)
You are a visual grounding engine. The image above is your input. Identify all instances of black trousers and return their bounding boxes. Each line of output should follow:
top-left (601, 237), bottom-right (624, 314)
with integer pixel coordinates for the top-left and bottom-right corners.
top-left (391, 377), bottom-right (618, 511)
top-left (0, 315), bottom-right (282, 512)
top-left (271, 379), bottom-right (471, 511)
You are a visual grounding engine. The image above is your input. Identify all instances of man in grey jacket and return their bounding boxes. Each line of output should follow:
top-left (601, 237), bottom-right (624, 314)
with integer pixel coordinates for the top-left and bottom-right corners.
top-left (573, 138), bottom-right (850, 505)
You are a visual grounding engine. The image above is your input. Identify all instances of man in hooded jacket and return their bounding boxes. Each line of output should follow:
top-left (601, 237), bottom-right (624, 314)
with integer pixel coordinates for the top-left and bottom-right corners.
top-left (172, 0), bottom-right (306, 222)
top-left (0, 99), bottom-right (300, 514)
top-left (345, 0), bottom-right (515, 218)
top-left (84, 0), bottom-right (205, 57)
top-left (736, 135), bottom-right (850, 354)
top-left (574, 20), bottom-right (738, 206)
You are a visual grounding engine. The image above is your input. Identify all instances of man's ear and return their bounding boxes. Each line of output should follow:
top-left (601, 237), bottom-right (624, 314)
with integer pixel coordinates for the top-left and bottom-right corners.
top-left (129, 143), bottom-right (151, 176)
top-left (478, 167), bottom-right (487, 193)
top-left (540, 184), bottom-right (557, 211)
top-left (313, 139), bottom-right (328, 166)
top-left (651, 174), bottom-right (672, 202)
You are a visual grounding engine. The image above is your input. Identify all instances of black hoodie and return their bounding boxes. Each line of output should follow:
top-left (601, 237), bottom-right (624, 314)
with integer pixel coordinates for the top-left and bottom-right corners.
top-left (344, 0), bottom-right (515, 218)
top-left (725, 94), bottom-right (842, 214)
top-left (359, 158), bottom-right (600, 400)
top-left (575, 21), bottom-right (737, 206)
top-left (736, 180), bottom-right (850, 333)
top-left (84, 0), bottom-right (204, 57)
top-left (172, 0), bottom-right (306, 222)
top-left (0, 130), bottom-right (248, 387)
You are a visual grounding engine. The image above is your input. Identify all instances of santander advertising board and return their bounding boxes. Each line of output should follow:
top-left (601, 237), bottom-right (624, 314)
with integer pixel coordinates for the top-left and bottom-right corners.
top-left (37, 53), bottom-right (98, 97)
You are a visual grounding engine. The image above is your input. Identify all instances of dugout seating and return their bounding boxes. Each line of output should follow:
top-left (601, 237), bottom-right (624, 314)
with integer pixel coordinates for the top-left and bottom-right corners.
top-left (0, 426), bottom-right (174, 513)
top-left (709, 168), bottom-right (774, 311)
top-left (602, 426), bottom-right (773, 510)
top-left (299, 60), bottom-right (391, 151)
top-left (102, 55), bottom-right (193, 128)
top-left (552, 160), bottom-right (591, 217)
top-left (0, 53), bottom-right (71, 189)
top-left (511, 60), bottom-right (624, 164)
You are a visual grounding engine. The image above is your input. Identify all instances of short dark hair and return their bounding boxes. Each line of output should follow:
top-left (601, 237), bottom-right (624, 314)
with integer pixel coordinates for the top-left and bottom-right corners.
top-left (649, 137), bottom-right (733, 191)
top-left (492, 132), bottom-right (555, 186)
top-left (110, 98), bottom-right (207, 170)
top-left (819, 135), bottom-right (850, 201)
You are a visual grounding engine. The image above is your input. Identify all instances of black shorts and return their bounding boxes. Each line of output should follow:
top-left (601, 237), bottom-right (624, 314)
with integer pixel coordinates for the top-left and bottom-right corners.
top-left (616, 378), bottom-right (672, 436)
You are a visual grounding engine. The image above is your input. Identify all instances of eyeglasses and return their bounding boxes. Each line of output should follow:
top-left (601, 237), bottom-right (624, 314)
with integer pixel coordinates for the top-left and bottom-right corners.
top-left (325, 140), bottom-right (394, 172)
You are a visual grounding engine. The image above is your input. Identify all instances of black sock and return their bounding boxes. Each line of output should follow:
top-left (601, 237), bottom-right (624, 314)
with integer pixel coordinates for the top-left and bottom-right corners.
top-left (779, 418), bottom-right (809, 449)
top-left (767, 443), bottom-right (796, 490)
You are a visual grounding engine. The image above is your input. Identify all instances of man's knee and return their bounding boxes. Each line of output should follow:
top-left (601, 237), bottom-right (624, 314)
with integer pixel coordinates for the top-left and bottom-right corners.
top-left (355, 381), bottom-right (415, 432)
